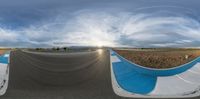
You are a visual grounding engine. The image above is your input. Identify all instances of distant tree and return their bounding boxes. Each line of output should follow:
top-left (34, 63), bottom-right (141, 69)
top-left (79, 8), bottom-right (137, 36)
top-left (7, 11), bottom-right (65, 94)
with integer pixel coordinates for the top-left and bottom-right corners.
top-left (63, 47), bottom-right (67, 51)
top-left (52, 47), bottom-right (56, 51)
top-left (36, 48), bottom-right (42, 51)
top-left (56, 47), bottom-right (60, 51)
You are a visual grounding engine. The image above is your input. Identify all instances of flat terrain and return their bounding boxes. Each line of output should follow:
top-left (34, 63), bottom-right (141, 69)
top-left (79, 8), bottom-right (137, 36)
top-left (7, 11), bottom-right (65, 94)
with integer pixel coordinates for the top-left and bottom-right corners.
top-left (2, 49), bottom-right (200, 99)
top-left (27, 47), bottom-right (98, 53)
top-left (0, 49), bottom-right (8, 55)
top-left (115, 48), bottom-right (200, 69)
top-left (2, 49), bottom-right (126, 99)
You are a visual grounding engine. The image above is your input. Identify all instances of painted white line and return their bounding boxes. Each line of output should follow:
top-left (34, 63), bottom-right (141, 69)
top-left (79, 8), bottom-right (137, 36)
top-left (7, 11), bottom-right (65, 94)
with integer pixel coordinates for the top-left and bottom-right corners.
top-left (3, 54), bottom-right (9, 58)
top-left (188, 63), bottom-right (200, 74)
top-left (111, 56), bottom-right (121, 63)
top-left (110, 54), bottom-right (146, 98)
top-left (110, 53), bottom-right (182, 98)
top-left (110, 51), bottom-right (200, 98)
top-left (0, 64), bottom-right (9, 96)
top-left (110, 51), bottom-right (115, 55)
top-left (176, 75), bottom-right (196, 85)
top-left (188, 70), bottom-right (200, 75)
top-left (178, 69), bottom-right (200, 84)
top-left (0, 52), bottom-right (10, 96)
top-left (149, 75), bottom-right (200, 97)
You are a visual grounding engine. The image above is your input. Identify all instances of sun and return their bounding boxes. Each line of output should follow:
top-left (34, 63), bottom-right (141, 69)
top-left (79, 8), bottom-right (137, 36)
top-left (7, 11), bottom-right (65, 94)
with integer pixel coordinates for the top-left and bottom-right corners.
top-left (96, 42), bottom-right (103, 48)
top-left (92, 40), bottom-right (113, 48)
top-left (97, 49), bottom-right (103, 55)
top-left (97, 44), bottom-right (103, 48)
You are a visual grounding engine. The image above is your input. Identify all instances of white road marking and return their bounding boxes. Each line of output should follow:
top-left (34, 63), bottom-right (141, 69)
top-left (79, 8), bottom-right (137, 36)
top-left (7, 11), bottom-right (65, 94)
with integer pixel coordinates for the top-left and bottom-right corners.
top-left (111, 56), bottom-right (121, 63)
top-left (110, 50), bottom-right (200, 98)
top-left (0, 63), bottom-right (9, 96)
top-left (3, 54), bottom-right (9, 58)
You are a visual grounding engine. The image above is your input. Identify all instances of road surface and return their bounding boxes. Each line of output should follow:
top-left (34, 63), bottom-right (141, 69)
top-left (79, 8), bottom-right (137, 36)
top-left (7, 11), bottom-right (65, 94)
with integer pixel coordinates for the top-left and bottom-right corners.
top-left (1, 49), bottom-right (200, 99)
top-left (2, 50), bottom-right (126, 99)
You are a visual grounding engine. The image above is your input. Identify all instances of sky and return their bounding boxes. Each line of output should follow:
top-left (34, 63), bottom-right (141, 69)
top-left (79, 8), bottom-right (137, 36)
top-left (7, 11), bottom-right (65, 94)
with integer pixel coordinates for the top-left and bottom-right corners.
top-left (1, 0), bottom-right (200, 48)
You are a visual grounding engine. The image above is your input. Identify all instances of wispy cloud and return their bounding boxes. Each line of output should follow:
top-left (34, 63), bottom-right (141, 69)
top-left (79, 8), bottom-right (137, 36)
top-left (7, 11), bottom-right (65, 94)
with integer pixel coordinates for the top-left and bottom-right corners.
top-left (0, 6), bottom-right (200, 48)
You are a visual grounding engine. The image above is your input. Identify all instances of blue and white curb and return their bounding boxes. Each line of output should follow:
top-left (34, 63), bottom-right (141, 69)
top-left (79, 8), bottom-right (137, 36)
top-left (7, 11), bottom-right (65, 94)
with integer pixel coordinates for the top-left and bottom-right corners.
top-left (0, 52), bottom-right (10, 96)
top-left (110, 50), bottom-right (200, 98)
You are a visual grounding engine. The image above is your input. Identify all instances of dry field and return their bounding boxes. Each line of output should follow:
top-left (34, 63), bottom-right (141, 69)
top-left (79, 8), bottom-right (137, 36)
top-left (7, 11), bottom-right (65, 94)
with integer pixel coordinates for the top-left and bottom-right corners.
top-left (114, 48), bottom-right (200, 69)
top-left (0, 49), bottom-right (10, 55)
top-left (0, 50), bottom-right (6, 55)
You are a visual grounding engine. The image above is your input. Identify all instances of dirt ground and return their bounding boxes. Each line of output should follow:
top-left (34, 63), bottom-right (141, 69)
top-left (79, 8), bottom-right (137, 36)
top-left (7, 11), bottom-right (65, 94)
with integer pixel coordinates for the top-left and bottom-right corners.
top-left (115, 48), bottom-right (200, 69)
top-left (0, 49), bottom-right (8, 55)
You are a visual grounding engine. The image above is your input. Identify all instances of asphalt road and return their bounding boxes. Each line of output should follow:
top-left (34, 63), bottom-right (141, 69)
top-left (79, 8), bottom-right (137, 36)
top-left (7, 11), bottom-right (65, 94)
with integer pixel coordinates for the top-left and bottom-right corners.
top-left (1, 49), bottom-right (200, 99)
top-left (1, 50), bottom-right (126, 99)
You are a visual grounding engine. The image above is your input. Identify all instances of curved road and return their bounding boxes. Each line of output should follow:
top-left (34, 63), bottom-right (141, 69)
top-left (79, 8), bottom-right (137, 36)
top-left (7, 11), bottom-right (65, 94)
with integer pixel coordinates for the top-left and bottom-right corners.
top-left (2, 50), bottom-right (126, 99)
top-left (1, 49), bottom-right (200, 99)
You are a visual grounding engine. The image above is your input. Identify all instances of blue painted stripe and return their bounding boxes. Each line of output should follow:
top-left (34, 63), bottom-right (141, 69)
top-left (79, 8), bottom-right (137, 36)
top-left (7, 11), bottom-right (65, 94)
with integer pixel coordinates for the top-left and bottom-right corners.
top-left (112, 50), bottom-right (200, 76)
top-left (112, 61), bottom-right (157, 94)
top-left (110, 49), bottom-right (200, 94)
top-left (0, 53), bottom-right (9, 64)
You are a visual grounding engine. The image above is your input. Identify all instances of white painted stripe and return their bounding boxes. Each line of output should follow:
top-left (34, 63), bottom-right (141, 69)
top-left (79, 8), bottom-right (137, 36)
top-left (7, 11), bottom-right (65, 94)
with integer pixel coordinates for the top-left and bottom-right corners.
top-left (110, 51), bottom-right (200, 98)
top-left (150, 63), bottom-right (200, 96)
top-left (110, 53), bottom-right (150, 98)
top-left (149, 75), bottom-right (199, 96)
top-left (111, 56), bottom-right (121, 63)
top-left (188, 70), bottom-right (200, 75)
top-left (178, 69), bottom-right (200, 84)
top-left (0, 63), bottom-right (7, 76)
top-left (176, 75), bottom-right (196, 84)
top-left (0, 63), bottom-right (9, 96)
top-left (188, 63), bottom-right (200, 74)
top-left (110, 51), bottom-right (114, 55)
top-left (3, 54), bottom-right (9, 58)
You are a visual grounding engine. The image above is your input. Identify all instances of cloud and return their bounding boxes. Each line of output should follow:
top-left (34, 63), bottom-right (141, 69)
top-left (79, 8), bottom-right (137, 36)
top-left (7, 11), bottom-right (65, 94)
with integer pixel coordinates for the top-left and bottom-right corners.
top-left (1, 7), bottom-right (200, 48)
top-left (0, 28), bottom-right (18, 42)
